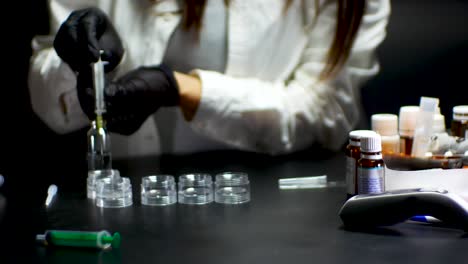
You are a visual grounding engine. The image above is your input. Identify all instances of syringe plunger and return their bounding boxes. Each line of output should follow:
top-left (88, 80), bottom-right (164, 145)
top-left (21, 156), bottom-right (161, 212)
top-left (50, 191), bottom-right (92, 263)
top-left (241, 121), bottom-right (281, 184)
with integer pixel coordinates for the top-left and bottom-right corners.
top-left (93, 50), bottom-right (106, 116)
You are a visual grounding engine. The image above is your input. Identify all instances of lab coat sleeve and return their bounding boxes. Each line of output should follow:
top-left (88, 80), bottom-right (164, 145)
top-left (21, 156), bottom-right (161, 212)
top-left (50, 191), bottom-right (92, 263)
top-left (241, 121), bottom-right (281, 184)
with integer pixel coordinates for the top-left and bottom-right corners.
top-left (189, 0), bottom-right (390, 155)
top-left (28, 0), bottom-right (116, 134)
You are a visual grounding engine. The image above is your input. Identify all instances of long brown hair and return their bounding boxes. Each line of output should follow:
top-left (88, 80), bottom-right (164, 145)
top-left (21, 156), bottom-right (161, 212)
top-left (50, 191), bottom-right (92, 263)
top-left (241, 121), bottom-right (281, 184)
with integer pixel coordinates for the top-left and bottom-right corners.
top-left (183, 0), bottom-right (366, 81)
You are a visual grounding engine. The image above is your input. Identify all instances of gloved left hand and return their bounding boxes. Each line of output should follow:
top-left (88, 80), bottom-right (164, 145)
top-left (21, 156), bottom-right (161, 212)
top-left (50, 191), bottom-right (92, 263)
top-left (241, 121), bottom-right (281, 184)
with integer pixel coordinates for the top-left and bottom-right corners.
top-left (77, 64), bottom-right (180, 135)
top-left (53, 7), bottom-right (124, 73)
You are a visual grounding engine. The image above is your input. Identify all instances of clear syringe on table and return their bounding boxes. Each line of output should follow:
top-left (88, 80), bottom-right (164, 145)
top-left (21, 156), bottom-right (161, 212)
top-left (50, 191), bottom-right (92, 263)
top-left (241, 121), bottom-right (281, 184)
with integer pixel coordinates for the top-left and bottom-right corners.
top-left (87, 50), bottom-right (112, 171)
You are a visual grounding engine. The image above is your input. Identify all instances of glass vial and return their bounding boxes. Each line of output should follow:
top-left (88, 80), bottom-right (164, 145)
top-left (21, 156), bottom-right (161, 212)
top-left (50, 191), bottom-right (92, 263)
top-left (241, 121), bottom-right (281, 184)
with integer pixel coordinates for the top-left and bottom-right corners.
top-left (87, 120), bottom-right (112, 171)
top-left (358, 134), bottom-right (385, 194)
top-left (345, 130), bottom-right (377, 198)
top-left (371, 114), bottom-right (400, 155)
top-left (451, 105), bottom-right (468, 138)
top-left (399, 106), bottom-right (419, 155)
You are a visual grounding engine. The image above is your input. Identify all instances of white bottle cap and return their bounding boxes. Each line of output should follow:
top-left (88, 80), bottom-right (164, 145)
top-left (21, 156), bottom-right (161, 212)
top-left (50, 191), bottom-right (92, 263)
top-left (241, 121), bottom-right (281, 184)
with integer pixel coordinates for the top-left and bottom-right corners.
top-left (453, 105), bottom-right (468, 121)
top-left (348, 130), bottom-right (377, 147)
top-left (371, 114), bottom-right (398, 136)
top-left (399, 106), bottom-right (420, 137)
top-left (433, 113), bottom-right (446, 134)
top-left (360, 134), bottom-right (382, 152)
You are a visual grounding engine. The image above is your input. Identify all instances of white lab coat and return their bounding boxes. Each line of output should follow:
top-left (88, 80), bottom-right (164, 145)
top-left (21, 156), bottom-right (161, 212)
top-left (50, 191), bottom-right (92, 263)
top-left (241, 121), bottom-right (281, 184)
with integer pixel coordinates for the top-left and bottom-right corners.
top-left (28, 0), bottom-right (390, 157)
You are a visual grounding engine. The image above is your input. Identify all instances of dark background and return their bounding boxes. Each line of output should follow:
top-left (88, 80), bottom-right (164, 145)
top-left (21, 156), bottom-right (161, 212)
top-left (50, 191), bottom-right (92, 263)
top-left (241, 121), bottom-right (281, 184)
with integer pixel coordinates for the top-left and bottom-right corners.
top-left (360, 0), bottom-right (468, 128)
top-left (3, 1), bottom-right (87, 194)
top-left (3, 0), bottom-right (468, 180)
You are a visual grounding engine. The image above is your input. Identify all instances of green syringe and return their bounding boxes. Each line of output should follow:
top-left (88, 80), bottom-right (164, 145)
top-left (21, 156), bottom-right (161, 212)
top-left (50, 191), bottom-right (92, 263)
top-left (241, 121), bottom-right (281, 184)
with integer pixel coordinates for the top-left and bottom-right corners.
top-left (93, 50), bottom-right (106, 130)
top-left (36, 230), bottom-right (120, 250)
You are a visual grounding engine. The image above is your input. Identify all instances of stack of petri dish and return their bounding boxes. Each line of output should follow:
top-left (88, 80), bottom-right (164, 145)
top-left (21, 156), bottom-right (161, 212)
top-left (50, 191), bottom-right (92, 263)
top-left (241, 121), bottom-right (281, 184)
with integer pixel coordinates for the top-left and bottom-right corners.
top-left (178, 173), bottom-right (214, 205)
top-left (88, 171), bottom-right (251, 207)
top-left (214, 172), bottom-right (250, 204)
top-left (141, 175), bottom-right (177, 206)
top-left (88, 169), bottom-right (133, 208)
top-left (95, 176), bottom-right (133, 208)
top-left (87, 169), bottom-right (120, 199)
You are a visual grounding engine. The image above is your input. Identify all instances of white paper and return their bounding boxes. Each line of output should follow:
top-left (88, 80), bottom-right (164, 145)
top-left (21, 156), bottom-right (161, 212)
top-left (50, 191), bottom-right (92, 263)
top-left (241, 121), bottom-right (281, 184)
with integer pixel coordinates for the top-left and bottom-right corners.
top-left (386, 166), bottom-right (468, 199)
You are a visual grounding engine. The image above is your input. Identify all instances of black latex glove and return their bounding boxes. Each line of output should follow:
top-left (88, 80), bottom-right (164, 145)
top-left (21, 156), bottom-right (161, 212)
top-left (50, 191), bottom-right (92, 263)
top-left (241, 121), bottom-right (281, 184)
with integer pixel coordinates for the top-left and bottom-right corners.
top-left (53, 7), bottom-right (124, 72)
top-left (77, 64), bottom-right (180, 135)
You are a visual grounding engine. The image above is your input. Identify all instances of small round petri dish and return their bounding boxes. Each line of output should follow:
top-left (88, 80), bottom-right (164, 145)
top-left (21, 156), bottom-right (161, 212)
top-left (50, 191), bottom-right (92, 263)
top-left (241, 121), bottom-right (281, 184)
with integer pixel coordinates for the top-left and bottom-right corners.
top-left (95, 177), bottom-right (133, 208)
top-left (215, 172), bottom-right (250, 204)
top-left (87, 169), bottom-right (120, 199)
top-left (178, 173), bottom-right (213, 205)
top-left (141, 175), bottom-right (177, 206)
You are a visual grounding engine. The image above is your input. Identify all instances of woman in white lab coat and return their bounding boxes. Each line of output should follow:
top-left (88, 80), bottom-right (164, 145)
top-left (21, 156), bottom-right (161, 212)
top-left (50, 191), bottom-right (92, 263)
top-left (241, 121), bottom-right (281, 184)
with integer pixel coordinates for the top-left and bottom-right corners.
top-left (28, 0), bottom-right (390, 157)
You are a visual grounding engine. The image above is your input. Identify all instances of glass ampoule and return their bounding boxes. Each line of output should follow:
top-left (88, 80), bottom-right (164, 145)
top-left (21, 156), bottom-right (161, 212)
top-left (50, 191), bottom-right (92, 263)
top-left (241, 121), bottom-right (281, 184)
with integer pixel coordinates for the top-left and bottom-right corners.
top-left (87, 120), bottom-right (112, 171)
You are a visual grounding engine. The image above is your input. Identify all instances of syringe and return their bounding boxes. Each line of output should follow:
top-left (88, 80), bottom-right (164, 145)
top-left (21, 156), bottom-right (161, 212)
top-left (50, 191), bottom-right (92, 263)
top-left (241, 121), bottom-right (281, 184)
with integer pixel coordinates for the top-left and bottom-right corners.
top-left (278, 175), bottom-right (345, 190)
top-left (36, 230), bottom-right (120, 250)
top-left (88, 51), bottom-right (112, 171)
top-left (92, 50), bottom-right (106, 130)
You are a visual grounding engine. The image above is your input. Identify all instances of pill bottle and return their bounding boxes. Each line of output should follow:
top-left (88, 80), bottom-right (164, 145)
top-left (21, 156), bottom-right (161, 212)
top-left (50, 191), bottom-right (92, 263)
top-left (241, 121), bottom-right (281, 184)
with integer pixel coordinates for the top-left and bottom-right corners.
top-left (371, 114), bottom-right (400, 155)
top-left (345, 130), bottom-right (377, 198)
top-left (399, 106), bottom-right (419, 155)
top-left (358, 134), bottom-right (385, 194)
top-left (451, 105), bottom-right (468, 138)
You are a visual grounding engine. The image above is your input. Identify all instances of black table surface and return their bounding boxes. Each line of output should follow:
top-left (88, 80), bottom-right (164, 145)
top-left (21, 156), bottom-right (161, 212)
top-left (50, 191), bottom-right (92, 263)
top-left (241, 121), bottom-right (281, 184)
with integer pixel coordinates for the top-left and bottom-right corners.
top-left (1, 150), bottom-right (467, 264)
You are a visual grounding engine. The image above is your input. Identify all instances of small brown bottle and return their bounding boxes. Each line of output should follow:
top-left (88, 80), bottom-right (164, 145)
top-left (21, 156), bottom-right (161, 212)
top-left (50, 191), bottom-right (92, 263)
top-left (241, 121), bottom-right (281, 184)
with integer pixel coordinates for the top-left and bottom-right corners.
top-left (451, 105), bottom-right (468, 138)
top-left (358, 134), bottom-right (385, 194)
top-left (399, 106), bottom-right (419, 155)
top-left (345, 130), bottom-right (378, 198)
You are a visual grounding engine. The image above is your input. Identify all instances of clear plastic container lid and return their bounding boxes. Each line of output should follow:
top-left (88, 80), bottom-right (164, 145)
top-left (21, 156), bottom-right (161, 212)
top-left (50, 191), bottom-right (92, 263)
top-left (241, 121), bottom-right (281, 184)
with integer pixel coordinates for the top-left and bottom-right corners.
top-left (87, 169), bottom-right (120, 199)
top-left (215, 172), bottom-right (250, 204)
top-left (95, 177), bottom-right (133, 208)
top-left (178, 174), bottom-right (213, 205)
top-left (141, 175), bottom-right (177, 206)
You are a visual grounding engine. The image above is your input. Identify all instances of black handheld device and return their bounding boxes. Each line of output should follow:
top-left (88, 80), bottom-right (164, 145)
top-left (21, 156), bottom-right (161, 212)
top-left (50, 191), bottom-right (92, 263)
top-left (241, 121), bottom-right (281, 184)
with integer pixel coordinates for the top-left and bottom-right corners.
top-left (339, 188), bottom-right (468, 231)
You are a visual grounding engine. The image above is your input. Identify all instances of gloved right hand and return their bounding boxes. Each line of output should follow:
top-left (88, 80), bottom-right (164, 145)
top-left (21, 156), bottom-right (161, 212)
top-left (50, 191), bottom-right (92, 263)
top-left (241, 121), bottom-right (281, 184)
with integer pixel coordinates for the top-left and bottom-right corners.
top-left (53, 7), bottom-right (124, 73)
top-left (77, 64), bottom-right (180, 135)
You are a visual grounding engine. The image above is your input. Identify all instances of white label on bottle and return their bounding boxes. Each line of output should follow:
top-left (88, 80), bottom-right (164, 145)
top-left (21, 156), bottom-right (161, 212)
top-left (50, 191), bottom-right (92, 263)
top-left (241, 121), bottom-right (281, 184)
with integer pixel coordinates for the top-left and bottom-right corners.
top-left (358, 167), bottom-right (384, 194)
top-left (346, 156), bottom-right (356, 195)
